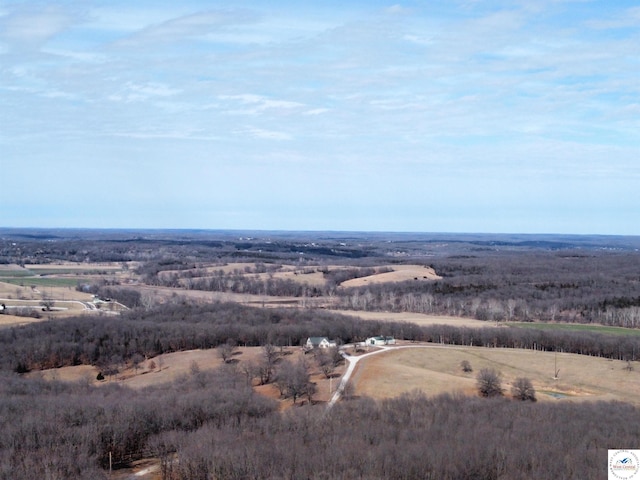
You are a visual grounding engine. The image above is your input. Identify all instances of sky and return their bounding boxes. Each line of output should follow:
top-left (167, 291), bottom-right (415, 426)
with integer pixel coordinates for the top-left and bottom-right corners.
top-left (1, 0), bottom-right (639, 235)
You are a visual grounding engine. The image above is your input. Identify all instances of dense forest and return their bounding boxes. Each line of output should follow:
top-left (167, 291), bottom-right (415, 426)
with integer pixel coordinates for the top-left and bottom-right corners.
top-left (0, 368), bottom-right (276, 479)
top-left (3, 302), bottom-right (640, 375)
top-left (0, 367), bottom-right (635, 479)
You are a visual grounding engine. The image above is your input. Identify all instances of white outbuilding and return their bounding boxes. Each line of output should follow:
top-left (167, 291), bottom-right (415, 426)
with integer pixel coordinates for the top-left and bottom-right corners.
top-left (364, 336), bottom-right (396, 346)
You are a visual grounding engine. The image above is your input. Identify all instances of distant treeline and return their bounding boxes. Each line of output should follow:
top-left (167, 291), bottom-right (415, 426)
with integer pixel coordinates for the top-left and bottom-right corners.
top-left (6, 231), bottom-right (640, 328)
top-left (1, 232), bottom-right (378, 265)
top-left (131, 251), bottom-right (640, 328)
top-left (2, 303), bottom-right (640, 374)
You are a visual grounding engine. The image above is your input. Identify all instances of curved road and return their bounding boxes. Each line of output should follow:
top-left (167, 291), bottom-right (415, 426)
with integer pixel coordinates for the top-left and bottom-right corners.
top-left (327, 343), bottom-right (459, 409)
top-left (327, 345), bottom-right (392, 408)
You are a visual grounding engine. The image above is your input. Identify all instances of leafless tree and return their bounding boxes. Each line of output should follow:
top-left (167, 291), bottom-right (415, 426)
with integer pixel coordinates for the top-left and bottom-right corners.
top-left (460, 360), bottom-right (473, 373)
top-left (41, 298), bottom-right (54, 311)
top-left (277, 358), bottom-right (315, 404)
top-left (258, 344), bottom-right (279, 384)
top-left (511, 377), bottom-right (536, 401)
top-left (476, 368), bottom-right (503, 397)
top-left (217, 340), bottom-right (237, 364)
top-left (314, 348), bottom-right (336, 379)
top-left (131, 353), bottom-right (144, 374)
top-left (240, 360), bottom-right (257, 386)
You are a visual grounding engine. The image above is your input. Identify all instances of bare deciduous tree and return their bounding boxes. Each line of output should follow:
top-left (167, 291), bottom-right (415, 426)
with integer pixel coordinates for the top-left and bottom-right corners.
top-left (476, 368), bottom-right (503, 397)
top-left (277, 358), bottom-right (315, 404)
top-left (511, 377), bottom-right (536, 401)
top-left (217, 340), bottom-right (237, 364)
top-left (314, 348), bottom-right (337, 379)
top-left (41, 298), bottom-right (54, 311)
top-left (240, 360), bottom-right (257, 386)
top-left (460, 360), bottom-right (473, 373)
top-left (258, 344), bottom-right (279, 385)
top-left (131, 353), bottom-right (144, 374)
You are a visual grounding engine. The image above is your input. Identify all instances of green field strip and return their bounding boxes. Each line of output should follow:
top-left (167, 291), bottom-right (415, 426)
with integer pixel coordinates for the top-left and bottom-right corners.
top-left (507, 321), bottom-right (640, 337)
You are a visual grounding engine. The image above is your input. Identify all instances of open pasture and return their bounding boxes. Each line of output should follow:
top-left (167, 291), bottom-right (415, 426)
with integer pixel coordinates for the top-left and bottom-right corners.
top-left (1, 276), bottom-right (80, 288)
top-left (340, 264), bottom-right (441, 287)
top-left (0, 281), bottom-right (93, 302)
top-left (168, 262), bottom-right (441, 290)
top-left (0, 265), bottom-right (32, 277)
top-left (508, 321), bottom-right (640, 337)
top-left (334, 309), bottom-right (490, 328)
top-left (0, 261), bottom-right (126, 291)
top-left (353, 345), bottom-right (640, 405)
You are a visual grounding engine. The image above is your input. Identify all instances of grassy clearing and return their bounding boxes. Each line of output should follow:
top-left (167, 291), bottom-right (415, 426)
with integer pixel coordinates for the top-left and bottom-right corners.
top-left (333, 310), bottom-right (490, 328)
top-left (28, 268), bottom-right (111, 275)
top-left (0, 277), bottom-right (80, 288)
top-left (354, 345), bottom-right (640, 405)
top-left (0, 270), bottom-right (33, 278)
top-left (507, 321), bottom-right (640, 337)
top-left (340, 264), bottom-right (441, 287)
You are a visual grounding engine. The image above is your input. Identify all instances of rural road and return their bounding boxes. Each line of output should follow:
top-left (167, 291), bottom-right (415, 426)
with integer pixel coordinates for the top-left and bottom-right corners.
top-left (0, 298), bottom-right (98, 312)
top-left (327, 343), bottom-right (459, 409)
top-left (327, 345), bottom-right (391, 408)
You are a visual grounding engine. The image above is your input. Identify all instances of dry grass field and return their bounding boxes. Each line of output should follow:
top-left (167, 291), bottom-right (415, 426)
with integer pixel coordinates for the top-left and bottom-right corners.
top-left (340, 264), bottom-right (441, 287)
top-left (166, 262), bottom-right (441, 290)
top-left (135, 284), bottom-right (302, 305)
top-left (334, 309), bottom-right (490, 328)
top-left (353, 345), bottom-right (640, 405)
top-left (0, 283), bottom-right (121, 327)
top-left (30, 347), bottom-right (346, 406)
top-left (30, 348), bottom-right (259, 388)
top-left (0, 262), bottom-right (127, 301)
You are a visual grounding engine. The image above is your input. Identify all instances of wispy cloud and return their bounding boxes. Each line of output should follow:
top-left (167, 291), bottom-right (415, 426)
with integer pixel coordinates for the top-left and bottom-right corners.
top-left (112, 9), bottom-right (260, 47)
top-left (108, 82), bottom-right (182, 103)
top-left (585, 6), bottom-right (640, 30)
top-left (2, 0), bottom-right (638, 233)
top-left (0, 5), bottom-right (84, 52)
top-left (219, 94), bottom-right (305, 115)
top-left (243, 126), bottom-right (292, 141)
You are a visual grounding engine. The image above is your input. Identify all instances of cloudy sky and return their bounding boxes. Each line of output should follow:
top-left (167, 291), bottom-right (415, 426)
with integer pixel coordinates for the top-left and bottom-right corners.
top-left (1, 1), bottom-right (638, 234)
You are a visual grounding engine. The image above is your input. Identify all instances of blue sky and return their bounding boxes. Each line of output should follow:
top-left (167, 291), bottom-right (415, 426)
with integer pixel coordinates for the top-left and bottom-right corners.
top-left (1, 0), bottom-right (638, 234)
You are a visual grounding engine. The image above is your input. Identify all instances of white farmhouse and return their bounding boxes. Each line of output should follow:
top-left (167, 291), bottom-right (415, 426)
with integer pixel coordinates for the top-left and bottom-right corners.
top-left (305, 337), bottom-right (337, 349)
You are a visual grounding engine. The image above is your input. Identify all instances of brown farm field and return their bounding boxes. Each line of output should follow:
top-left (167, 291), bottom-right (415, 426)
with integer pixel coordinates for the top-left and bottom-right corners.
top-left (164, 262), bottom-right (441, 289)
top-left (352, 345), bottom-right (640, 405)
top-left (333, 309), bottom-right (490, 328)
top-left (340, 264), bottom-right (441, 287)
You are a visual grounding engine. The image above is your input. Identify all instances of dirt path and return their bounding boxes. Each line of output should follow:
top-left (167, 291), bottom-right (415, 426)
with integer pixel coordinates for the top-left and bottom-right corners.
top-left (327, 345), bottom-right (393, 408)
